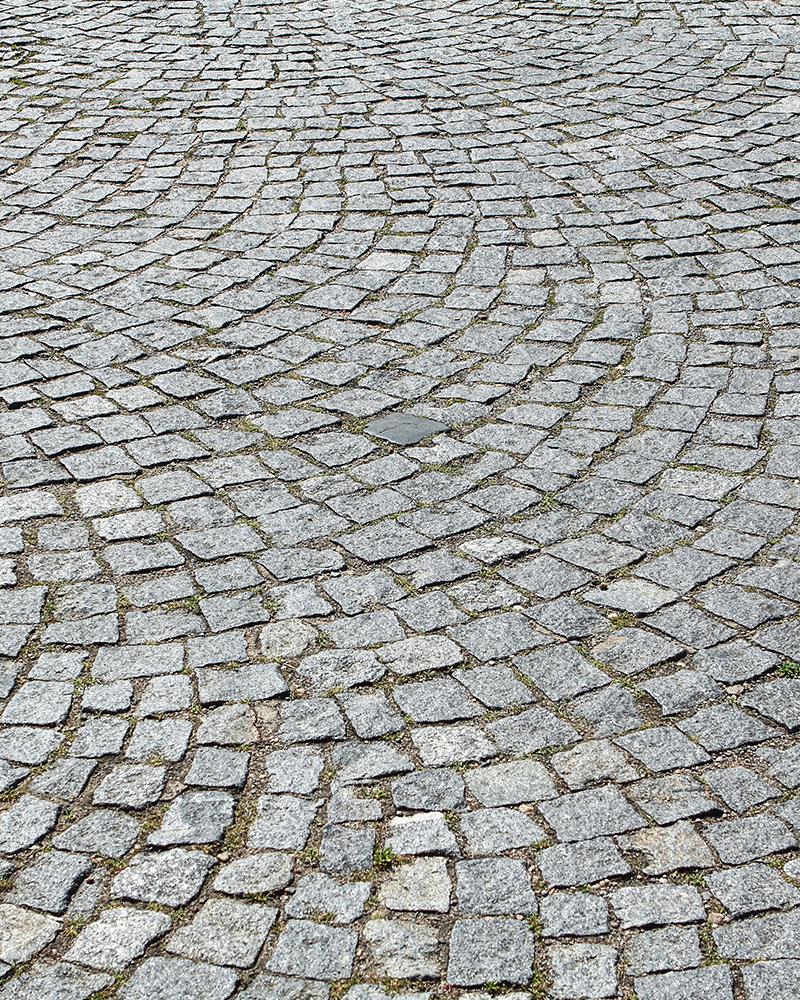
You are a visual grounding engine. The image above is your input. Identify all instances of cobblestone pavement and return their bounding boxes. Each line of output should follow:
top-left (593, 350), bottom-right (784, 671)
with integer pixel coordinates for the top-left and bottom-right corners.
top-left (1, 1), bottom-right (800, 998)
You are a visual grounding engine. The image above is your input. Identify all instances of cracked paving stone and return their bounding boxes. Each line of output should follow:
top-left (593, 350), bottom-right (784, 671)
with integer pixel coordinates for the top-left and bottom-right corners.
top-left (331, 741), bottom-right (412, 784)
top-left (741, 679), bottom-right (800, 731)
top-left (337, 690), bottom-right (404, 739)
top-left (528, 596), bottom-right (612, 640)
top-left (453, 665), bottom-right (534, 708)
top-left (593, 628), bottom-right (685, 675)
top-left (645, 603), bottom-right (737, 649)
top-left (626, 773), bottom-right (719, 825)
top-left (499, 555), bottom-right (592, 601)
top-left (755, 621), bottom-right (800, 659)
top-left (322, 570), bottom-right (404, 615)
top-left (259, 548), bottom-right (346, 581)
top-left (765, 754), bottom-right (800, 802)
top-left (639, 669), bottom-right (724, 715)
top-left (0, 759), bottom-right (28, 794)
top-left (339, 522), bottom-right (431, 562)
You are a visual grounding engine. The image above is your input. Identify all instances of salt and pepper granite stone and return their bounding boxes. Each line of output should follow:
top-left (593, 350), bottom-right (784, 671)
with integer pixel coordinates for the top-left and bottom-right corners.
top-left (0, 2), bottom-right (799, 995)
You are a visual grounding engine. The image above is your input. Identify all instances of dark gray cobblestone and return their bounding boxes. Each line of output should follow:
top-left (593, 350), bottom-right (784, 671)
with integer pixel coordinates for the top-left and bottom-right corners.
top-left (1, 0), bottom-right (800, 997)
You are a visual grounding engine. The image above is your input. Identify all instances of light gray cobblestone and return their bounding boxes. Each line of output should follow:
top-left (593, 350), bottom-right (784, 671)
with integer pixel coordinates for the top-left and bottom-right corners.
top-left (0, 2), bottom-right (799, 994)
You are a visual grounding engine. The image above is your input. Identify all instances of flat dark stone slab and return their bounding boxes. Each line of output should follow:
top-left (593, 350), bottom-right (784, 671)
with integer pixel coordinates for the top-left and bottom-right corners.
top-left (365, 413), bottom-right (450, 445)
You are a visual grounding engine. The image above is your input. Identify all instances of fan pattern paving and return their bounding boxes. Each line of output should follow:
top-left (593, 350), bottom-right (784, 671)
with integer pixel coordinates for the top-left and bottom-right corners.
top-left (1, 1), bottom-right (800, 998)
